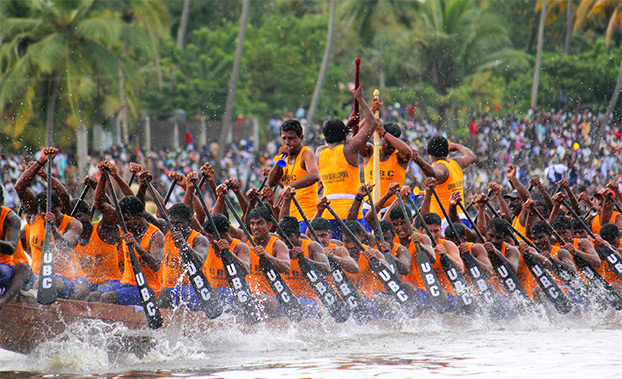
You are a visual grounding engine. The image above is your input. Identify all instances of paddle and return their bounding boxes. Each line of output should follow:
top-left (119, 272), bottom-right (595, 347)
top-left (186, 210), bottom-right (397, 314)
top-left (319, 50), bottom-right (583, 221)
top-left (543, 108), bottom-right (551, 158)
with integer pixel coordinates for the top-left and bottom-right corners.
top-left (290, 192), bottom-right (372, 324)
top-left (351, 57), bottom-right (361, 136)
top-left (37, 154), bottom-right (56, 305)
top-left (192, 178), bottom-right (265, 324)
top-left (103, 170), bottom-right (163, 329)
top-left (144, 180), bottom-right (223, 319)
top-left (404, 193), bottom-right (478, 314)
top-left (395, 192), bottom-right (450, 313)
top-left (163, 178), bottom-right (177, 205)
top-left (456, 200), bottom-right (534, 308)
top-left (428, 188), bottom-right (505, 317)
top-left (484, 201), bottom-right (573, 314)
top-left (211, 185), bottom-right (304, 323)
top-left (251, 193), bottom-right (350, 323)
top-left (70, 184), bottom-right (91, 217)
top-left (364, 186), bottom-right (399, 275)
top-left (324, 202), bottom-right (423, 318)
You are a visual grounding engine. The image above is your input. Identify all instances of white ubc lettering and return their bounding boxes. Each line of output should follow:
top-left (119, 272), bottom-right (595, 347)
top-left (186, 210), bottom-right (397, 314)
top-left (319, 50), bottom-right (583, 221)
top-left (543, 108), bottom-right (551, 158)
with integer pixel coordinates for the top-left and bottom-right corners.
top-left (140, 287), bottom-right (151, 301)
top-left (42, 277), bottom-right (53, 289)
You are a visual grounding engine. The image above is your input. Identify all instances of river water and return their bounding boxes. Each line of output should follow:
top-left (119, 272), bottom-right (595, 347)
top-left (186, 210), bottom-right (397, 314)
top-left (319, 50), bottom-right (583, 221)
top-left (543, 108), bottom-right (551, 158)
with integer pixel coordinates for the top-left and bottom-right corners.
top-left (1, 307), bottom-right (621, 378)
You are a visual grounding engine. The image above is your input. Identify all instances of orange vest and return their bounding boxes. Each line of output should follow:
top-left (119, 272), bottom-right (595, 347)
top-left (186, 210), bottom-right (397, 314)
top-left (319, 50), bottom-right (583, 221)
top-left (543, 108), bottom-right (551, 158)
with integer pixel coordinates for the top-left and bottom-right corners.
top-left (203, 238), bottom-right (241, 288)
top-left (401, 234), bottom-right (426, 290)
top-left (120, 224), bottom-right (162, 295)
top-left (161, 230), bottom-right (201, 287)
top-left (30, 214), bottom-right (84, 279)
top-left (549, 245), bottom-right (564, 286)
top-left (73, 221), bottom-right (122, 284)
top-left (283, 239), bottom-right (317, 298)
top-left (508, 242), bottom-right (536, 299)
top-left (344, 246), bottom-right (375, 299)
top-left (512, 216), bottom-right (533, 243)
top-left (14, 224), bottom-right (31, 265)
top-left (246, 236), bottom-right (279, 295)
top-left (318, 145), bottom-right (362, 220)
top-left (428, 159), bottom-right (463, 219)
top-left (364, 150), bottom-right (407, 205)
top-left (0, 207), bottom-right (15, 265)
top-left (282, 146), bottom-right (319, 222)
top-left (431, 238), bottom-right (455, 295)
top-left (592, 211), bottom-right (620, 234)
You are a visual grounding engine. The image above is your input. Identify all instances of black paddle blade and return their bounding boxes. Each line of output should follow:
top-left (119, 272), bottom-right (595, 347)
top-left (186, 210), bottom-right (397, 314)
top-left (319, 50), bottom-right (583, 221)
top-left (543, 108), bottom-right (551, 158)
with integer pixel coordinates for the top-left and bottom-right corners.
top-left (572, 255), bottom-right (622, 309)
top-left (128, 246), bottom-right (163, 329)
top-left (522, 253), bottom-right (573, 314)
top-left (439, 255), bottom-right (479, 315)
top-left (298, 257), bottom-right (350, 323)
top-left (259, 256), bottom-right (305, 323)
top-left (488, 251), bottom-right (534, 309)
top-left (415, 249), bottom-right (450, 313)
top-left (220, 249), bottom-right (265, 324)
top-left (180, 247), bottom-right (223, 319)
top-left (37, 224), bottom-right (56, 305)
top-left (462, 253), bottom-right (507, 319)
top-left (368, 257), bottom-right (423, 318)
top-left (328, 257), bottom-right (373, 324)
top-left (598, 245), bottom-right (622, 282)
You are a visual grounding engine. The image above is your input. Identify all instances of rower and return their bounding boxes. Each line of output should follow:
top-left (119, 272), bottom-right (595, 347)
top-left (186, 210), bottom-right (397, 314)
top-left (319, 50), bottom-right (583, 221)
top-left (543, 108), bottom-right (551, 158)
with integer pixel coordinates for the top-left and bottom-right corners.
top-left (308, 217), bottom-right (358, 274)
top-left (591, 189), bottom-right (622, 233)
top-left (598, 223), bottom-right (622, 291)
top-left (267, 119), bottom-right (319, 233)
top-left (15, 147), bottom-right (89, 300)
top-left (0, 185), bottom-right (34, 308)
top-left (158, 203), bottom-right (209, 310)
top-left (550, 216), bottom-right (601, 268)
top-left (315, 85), bottom-right (378, 240)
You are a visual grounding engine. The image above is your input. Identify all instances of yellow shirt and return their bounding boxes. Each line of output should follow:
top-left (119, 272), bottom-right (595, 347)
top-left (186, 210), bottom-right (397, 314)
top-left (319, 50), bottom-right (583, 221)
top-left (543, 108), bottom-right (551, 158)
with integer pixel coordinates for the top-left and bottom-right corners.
top-left (282, 146), bottom-right (318, 222)
top-left (318, 145), bottom-right (362, 220)
top-left (364, 150), bottom-right (407, 206)
top-left (428, 159), bottom-right (463, 219)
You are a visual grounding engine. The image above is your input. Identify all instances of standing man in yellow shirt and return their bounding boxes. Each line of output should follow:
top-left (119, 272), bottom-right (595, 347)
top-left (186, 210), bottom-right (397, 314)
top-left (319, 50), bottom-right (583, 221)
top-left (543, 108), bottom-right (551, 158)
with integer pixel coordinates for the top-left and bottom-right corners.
top-left (268, 119), bottom-right (319, 233)
top-left (316, 85), bottom-right (378, 241)
top-left (412, 136), bottom-right (476, 231)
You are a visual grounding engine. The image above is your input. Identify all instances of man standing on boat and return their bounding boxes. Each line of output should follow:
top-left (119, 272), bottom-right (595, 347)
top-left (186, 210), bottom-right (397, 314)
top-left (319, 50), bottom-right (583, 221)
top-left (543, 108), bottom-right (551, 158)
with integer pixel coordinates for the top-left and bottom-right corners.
top-left (268, 119), bottom-right (319, 233)
top-left (15, 147), bottom-right (89, 300)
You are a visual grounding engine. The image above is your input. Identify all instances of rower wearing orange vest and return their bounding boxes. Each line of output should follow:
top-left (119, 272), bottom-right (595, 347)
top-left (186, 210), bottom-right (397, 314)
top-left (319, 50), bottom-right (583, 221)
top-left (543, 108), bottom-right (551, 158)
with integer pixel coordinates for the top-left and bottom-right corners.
top-left (598, 223), bottom-right (622, 290)
top-left (279, 216), bottom-right (330, 315)
top-left (157, 203), bottom-right (209, 310)
top-left (15, 147), bottom-right (88, 300)
top-left (202, 213), bottom-right (252, 312)
top-left (0, 185), bottom-right (34, 309)
top-left (591, 189), bottom-right (622, 234)
top-left (308, 217), bottom-right (358, 274)
top-left (246, 206), bottom-right (291, 317)
top-left (268, 120), bottom-right (319, 233)
top-left (550, 216), bottom-right (601, 270)
top-left (412, 136), bottom-right (475, 230)
top-left (361, 122), bottom-right (411, 213)
top-left (316, 85), bottom-right (378, 241)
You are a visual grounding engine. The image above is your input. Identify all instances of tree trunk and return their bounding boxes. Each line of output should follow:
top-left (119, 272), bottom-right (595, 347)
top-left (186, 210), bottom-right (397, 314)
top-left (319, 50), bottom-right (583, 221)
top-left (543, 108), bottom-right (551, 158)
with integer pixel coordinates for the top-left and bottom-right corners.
top-left (45, 78), bottom-right (59, 146)
top-left (219, 0), bottom-right (250, 148)
top-left (531, 0), bottom-right (546, 110)
top-left (592, 49), bottom-right (622, 157)
top-left (77, 124), bottom-right (88, 180)
top-left (306, 0), bottom-right (336, 127)
top-left (118, 60), bottom-right (129, 145)
top-left (177, 0), bottom-right (191, 48)
top-left (148, 27), bottom-right (164, 87)
top-left (563, 0), bottom-right (573, 55)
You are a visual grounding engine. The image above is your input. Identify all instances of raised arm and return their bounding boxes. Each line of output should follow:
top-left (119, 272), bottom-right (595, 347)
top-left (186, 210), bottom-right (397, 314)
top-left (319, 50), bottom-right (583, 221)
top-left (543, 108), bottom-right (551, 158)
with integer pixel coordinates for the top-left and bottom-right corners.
top-left (488, 182), bottom-right (512, 223)
top-left (95, 163), bottom-right (120, 246)
top-left (506, 164), bottom-right (530, 202)
top-left (16, 147), bottom-right (58, 214)
top-left (344, 86), bottom-right (378, 157)
top-left (531, 176), bottom-right (553, 215)
top-left (448, 142), bottom-right (476, 169)
top-left (420, 177), bottom-right (437, 215)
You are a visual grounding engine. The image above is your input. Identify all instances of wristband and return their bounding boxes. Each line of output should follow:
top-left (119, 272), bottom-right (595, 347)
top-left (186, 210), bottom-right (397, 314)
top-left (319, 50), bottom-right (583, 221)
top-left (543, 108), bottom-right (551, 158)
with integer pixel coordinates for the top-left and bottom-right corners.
top-left (382, 131), bottom-right (388, 138)
top-left (35, 160), bottom-right (44, 168)
top-left (354, 195), bottom-right (364, 202)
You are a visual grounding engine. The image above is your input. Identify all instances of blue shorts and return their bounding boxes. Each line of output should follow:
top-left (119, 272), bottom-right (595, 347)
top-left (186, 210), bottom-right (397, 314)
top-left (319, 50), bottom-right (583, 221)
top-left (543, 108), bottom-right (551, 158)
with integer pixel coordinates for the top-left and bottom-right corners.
top-left (164, 285), bottom-right (237, 313)
top-left (299, 221), bottom-right (308, 234)
top-left (328, 218), bottom-right (371, 242)
top-left (102, 283), bottom-right (156, 306)
top-left (0, 264), bottom-right (14, 288)
top-left (33, 274), bottom-right (90, 299)
top-left (91, 279), bottom-right (121, 292)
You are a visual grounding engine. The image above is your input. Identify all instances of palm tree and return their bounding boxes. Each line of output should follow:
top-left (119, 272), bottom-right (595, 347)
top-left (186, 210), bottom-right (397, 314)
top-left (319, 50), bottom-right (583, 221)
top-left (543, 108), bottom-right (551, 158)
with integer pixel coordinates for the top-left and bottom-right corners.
top-left (574, 0), bottom-right (622, 153)
top-left (306, 0), bottom-right (336, 127)
top-left (531, 0), bottom-right (547, 110)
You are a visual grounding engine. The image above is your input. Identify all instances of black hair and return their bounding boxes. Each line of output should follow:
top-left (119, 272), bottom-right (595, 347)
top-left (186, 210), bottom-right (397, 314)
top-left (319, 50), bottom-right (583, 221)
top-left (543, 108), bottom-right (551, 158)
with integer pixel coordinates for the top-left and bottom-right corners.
top-left (389, 206), bottom-right (411, 220)
top-left (35, 192), bottom-right (60, 211)
top-left (486, 217), bottom-right (512, 237)
top-left (445, 223), bottom-right (466, 241)
top-left (119, 195), bottom-right (145, 215)
top-left (416, 213), bottom-right (441, 229)
top-left (344, 220), bottom-right (364, 236)
top-left (280, 119), bottom-right (303, 138)
top-left (531, 221), bottom-right (551, 236)
top-left (204, 213), bottom-right (230, 236)
top-left (384, 123), bottom-right (401, 138)
top-left (323, 119), bottom-right (347, 143)
top-left (310, 217), bottom-right (331, 232)
top-left (70, 199), bottom-right (90, 216)
top-left (600, 223), bottom-right (620, 244)
top-left (571, 219), bottom-right (586, 231)
top-left (378, 220), bottom-right (395, 235)
top-left (551, 216), bottom-right (572, 231)
top-left (168, 203), bottom-right (192, 222)
top-left (534, 200), bottom-right (549, 215)
top-left (279, 216), bottom-right (300, 236)
top-left (249, 206), bottom-right (273, 223)
top-left (427, 135), bottom-right (449, 158)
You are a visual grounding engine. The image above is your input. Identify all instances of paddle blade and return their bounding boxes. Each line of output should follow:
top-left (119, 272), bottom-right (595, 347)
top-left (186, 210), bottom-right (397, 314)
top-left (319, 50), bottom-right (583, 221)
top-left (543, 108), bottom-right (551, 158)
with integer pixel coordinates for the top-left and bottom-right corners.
top-left (37, 224), bottom-right (56, 305)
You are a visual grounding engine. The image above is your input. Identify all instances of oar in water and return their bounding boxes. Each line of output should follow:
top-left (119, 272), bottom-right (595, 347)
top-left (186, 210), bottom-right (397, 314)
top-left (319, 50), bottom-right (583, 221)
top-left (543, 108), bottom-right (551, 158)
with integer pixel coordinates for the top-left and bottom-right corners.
top-left (103, 170), bottom-right (163, 329)
top-left (324, 202), bottom-right (423, 318)
top-left (290, 192), bottom-right (372, 324)
top-left (395, 192), bottom-right (450, 313)
top-left (192, 178), bottom-right (265, 324)
top-left (403, 193), bottom-right (479, 315)
top-left (484, 201), bottom-right (573, 314)
top-left (144, 180), bottom-right (223, 320)
top-left (429, 188), bottom-right (506, 318)
top-left (251, 193), bottom-right (350, 323)
top-left (456, 200), bottom-right (534, 310)
top-left (37, 155), bottom-right (56, 305)
top-left (210, 184), bottom-right (304, 323)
